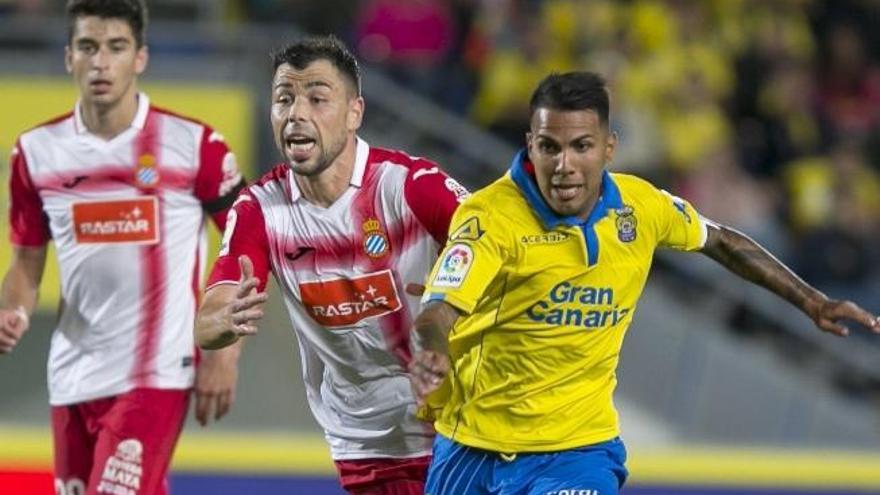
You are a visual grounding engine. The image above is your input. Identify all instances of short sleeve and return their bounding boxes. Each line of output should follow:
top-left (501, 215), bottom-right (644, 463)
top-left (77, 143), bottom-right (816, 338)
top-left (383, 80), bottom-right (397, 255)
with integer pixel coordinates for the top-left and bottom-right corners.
top-left (206, 191), bottom-right (271, 292)
top-left (655, 189), bottom-right (708, 251)
top-left (193, 126), bottom-right (245, 231)
top-left (422, 196), bottom-right (508, 314)
top-left (9, 141), bottom-right (50, 246)
top-left (403, 160), bottom-right (469, 244)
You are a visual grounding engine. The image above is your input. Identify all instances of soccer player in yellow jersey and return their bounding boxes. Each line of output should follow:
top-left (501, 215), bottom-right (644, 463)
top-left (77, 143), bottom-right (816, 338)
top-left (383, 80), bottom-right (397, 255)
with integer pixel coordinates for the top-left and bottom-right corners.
top-left (409, 72), bottom-right (880, 495)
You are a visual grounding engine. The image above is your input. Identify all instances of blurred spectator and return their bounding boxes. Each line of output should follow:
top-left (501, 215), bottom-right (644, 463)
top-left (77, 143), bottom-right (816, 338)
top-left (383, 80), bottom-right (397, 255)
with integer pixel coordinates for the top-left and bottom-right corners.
top-left (353, 0), bottom-right (455, 98)
top-left (815, 21), bottom-right (880, 143)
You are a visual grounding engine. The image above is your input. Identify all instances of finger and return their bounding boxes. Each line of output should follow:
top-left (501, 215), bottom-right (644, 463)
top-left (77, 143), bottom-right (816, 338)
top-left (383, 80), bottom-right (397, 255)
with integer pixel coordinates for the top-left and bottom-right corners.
top-left (405, 283), bottom-right (426, 297)
top-left (194, 391), bottom-right (211, 426)
top-left (231, 309), bottom-right (264, 326)
top-left (233, 324), bottom-right (259, 336)
top-left (819, 319), bottom-right (849, 337)
top-left (231, 292), bottom-right (269, 313)
top-left (215, 391), bottom-right (232, 420)
top-left (238, 255), bottom-right (254, 282)
top-left (235, 277), bottom-right (261, 299)
top-left (835, 302), bottom-right (880, 331)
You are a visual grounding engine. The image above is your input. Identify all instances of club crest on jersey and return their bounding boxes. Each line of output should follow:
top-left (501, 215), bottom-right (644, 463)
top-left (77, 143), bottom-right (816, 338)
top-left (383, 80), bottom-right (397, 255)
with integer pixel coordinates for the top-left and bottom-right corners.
top-left (135, 153), bottom-right (159, 188)
top-left (615, 205), bottom-right (637, 243)
top-left (362, 218), bottom-right (389, 258)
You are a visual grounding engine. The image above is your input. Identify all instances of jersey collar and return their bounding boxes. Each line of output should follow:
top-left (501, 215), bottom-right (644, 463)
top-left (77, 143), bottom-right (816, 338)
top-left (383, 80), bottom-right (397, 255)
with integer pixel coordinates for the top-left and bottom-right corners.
top-left (74, 92), bottom-right (150, 135)
top-left (509, 148), bottom-right (622, 230)
top-left (288, 136), bottom-right (369, 202)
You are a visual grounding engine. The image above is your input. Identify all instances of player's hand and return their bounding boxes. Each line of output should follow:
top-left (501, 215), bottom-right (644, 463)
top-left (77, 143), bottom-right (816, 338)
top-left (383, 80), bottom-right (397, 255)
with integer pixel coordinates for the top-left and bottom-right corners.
top-left (805, 297), bottom-right (880, 337)
top-left (409, 350), bottom-right (449, 406)
top-left (0, 307), bottom-right (30, 354)
top-left (227, 255), bottom-right (268, 338)
top-left (194, 346), bottom-right (240, 426)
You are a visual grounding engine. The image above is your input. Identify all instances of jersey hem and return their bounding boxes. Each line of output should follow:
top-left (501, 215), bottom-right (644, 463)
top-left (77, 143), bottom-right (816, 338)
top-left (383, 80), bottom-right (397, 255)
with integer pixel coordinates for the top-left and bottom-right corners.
top-left (329, 448), bottom-right (433, 461)
top-left (435, 424), bottom-right (620, 453)
top-left (48, 381), bottom-right (193, 406)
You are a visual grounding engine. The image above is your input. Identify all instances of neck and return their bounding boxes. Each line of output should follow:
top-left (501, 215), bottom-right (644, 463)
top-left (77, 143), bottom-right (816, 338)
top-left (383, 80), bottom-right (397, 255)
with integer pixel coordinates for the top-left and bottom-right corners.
top-left (295, 137), bottom-right (358, 208)
top-left (80, 90), bottom-right (139, 140)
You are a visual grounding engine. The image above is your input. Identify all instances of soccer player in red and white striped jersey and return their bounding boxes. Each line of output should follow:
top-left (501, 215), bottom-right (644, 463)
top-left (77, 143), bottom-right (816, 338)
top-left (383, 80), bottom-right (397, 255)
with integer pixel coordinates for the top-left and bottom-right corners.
top-left (0, 2), bottom-right (245, 494)
top-left (196, 36), bottom-right (467, 494)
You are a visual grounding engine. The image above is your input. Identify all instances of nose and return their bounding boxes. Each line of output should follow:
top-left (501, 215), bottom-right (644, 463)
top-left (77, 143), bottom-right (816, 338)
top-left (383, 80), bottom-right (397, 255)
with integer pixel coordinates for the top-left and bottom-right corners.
top-left (287, 97), bottom-right (309, 123)
top-left (91, 46), bottom-right (110, 71)
top-left (555, 150), bottom-right (573, 174)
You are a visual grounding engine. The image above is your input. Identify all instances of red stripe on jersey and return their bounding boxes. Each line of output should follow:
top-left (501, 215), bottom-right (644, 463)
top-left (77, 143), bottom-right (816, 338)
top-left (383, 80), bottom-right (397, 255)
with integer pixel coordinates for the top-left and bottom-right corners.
top-left (351, 162), bottom-right (413, 367)
top-left (132, 111), bottom-right (166, 387)
top-left (32, 165), bottom-right (193, 193)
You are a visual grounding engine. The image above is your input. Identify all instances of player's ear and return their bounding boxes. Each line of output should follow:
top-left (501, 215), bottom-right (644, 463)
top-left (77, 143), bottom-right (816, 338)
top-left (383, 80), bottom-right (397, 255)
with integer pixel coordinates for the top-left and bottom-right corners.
top-left (65, 45), bottom-right (73, 73)
top-left (135, 45), bottom-right (149, 76)
top-left (347, 95), bottom-right (364, 132)
top-left (604, 130), bottom-right (618, 165)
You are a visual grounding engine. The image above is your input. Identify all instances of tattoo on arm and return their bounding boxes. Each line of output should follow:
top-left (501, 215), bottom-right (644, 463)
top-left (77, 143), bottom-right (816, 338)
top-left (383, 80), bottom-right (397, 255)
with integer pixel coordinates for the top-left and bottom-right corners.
top-left (701, 225), bottom-right (825, 312)
top-left (413, 301), bottom-right (460, 354)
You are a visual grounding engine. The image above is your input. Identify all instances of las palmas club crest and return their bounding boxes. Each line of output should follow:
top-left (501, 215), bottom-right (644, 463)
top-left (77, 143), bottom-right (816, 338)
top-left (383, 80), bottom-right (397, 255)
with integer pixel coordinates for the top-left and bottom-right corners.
top-left (135, 153), bottom-right (160, 188)
top-left (362, 217), bottom-right (389, 258)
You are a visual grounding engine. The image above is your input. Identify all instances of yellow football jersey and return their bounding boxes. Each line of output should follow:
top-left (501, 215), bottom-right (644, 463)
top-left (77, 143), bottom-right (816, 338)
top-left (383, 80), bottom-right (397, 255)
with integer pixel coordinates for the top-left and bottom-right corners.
top-left (422, 150), bottom-right (707, 453)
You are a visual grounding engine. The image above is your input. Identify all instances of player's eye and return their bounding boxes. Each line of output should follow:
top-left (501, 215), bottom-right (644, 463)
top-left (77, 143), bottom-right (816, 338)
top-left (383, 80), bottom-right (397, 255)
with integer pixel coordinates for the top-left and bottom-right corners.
top-left (539, 141), bottom-right (559, 154)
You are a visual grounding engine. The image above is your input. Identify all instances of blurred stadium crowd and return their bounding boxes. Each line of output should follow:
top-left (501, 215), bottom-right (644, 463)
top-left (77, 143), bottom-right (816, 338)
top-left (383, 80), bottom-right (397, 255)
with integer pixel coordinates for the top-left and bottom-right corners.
top-left (2, 0), bottom-right (878, 381)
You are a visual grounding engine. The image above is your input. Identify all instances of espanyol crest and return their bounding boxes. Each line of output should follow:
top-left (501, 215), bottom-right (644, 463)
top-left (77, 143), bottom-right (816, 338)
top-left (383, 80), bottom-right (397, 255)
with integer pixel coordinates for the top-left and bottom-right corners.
top-left (362, 217), bottom-right (389, 258)
top-left (135, 153), bottom-right (160, 188)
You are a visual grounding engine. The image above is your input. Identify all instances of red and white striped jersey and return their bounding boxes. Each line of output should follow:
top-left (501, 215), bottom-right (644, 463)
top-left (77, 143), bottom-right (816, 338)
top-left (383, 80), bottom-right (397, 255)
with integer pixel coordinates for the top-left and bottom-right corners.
top-left (9, 94), bottom-right (243, 406)
top-left (207, 138), bottom-right (467, 460)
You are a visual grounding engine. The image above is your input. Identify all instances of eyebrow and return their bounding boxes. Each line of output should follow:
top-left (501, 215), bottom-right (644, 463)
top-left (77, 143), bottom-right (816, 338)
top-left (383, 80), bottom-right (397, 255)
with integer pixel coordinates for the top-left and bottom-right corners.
top-left (75, 36), bottom-right (131, 46)
top-left (273, 80), bottom-right (334, 91)
top-left (536, 132), bottom-right (594, 142)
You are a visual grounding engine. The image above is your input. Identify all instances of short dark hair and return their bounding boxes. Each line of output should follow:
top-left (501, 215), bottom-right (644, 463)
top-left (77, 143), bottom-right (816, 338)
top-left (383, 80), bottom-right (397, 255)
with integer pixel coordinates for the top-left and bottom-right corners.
top-left (529, 72), bottom-right (610, 127)
top-left (67, 0), bottom-right (148, 48)
top-left (271, 35), bottom-right (361, 96)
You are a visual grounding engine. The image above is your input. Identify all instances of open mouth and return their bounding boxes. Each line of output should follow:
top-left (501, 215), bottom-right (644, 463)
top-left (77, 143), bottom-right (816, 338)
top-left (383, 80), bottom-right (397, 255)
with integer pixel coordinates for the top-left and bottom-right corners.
top-left (284, 133), bottom-right (317, 160)
top-left (551, 184), bottom-right (582, 201)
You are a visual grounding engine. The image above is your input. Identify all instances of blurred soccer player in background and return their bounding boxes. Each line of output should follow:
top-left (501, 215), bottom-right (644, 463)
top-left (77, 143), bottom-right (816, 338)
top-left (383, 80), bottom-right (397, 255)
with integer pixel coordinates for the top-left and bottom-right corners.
top-left (0, 1), bottom-right (246, 493)
top-left (410, 71), bottom-right (880, 495)
top-left (195, 35), bottom-right (468, 494)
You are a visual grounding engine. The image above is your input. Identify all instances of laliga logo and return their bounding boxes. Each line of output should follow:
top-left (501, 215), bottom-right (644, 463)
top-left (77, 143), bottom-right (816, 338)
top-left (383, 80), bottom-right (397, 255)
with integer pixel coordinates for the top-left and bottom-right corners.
top-left (443, 246), bottom-right (469, 273)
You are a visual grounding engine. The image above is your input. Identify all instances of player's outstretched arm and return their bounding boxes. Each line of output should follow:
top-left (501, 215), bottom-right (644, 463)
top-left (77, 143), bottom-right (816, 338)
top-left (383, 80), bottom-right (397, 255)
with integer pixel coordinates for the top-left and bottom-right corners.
top-left (195, 255), bottom-right (268, 350)
top-left (700, 223), bottom-right (880, 337)
top-left (0, 245), bottom-right (47, 354)
top-left (409, 300), bottom-right (460, 405)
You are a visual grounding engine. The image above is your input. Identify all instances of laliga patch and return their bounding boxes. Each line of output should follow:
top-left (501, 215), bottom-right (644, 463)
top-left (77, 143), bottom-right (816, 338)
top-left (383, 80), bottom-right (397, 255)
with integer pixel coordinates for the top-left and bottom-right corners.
top-left (449, 216), bottom-right (484, 241)
top-left (72, 197), bottom-right (159, 245)
top-left (615, 205), bottom-right (637, 243)
top-left (432, 244), bottom-right (473, 288)
top-left (135, 153), bottom-right (160, 188)
top-left (444, 177), bottom-right (470, 203)
top-left (362, 217), bottom-right (389, 258)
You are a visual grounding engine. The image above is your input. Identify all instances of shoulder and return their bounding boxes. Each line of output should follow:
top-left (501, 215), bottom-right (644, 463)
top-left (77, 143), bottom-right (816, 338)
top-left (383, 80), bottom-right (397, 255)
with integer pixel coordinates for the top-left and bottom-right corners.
top-left (611, 173), bottom-right (665, 208)
top-left (18, 111), bottom-right (76, 148)
top-left (368, 146), bottom-right (441, 174)
top-left (150, 105), bottom-right (222, 142)
top-left (457, 173), bottom-right (521, 219)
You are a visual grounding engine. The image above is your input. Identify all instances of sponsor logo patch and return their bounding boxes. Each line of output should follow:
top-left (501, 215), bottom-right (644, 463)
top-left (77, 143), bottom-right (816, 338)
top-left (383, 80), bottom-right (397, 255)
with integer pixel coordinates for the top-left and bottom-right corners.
top-left (72, 197), bottom-right (159, 245)
top-left (432, 244), bottom-right (473, 288)
top-left (299, 270), bottom-right (401, 327)
top-left (444, 177), bottom-right (470, 203)
top-left (449, 216), bottom-right (484, 242)
top-left (96, 438), bottom-right (143, 495)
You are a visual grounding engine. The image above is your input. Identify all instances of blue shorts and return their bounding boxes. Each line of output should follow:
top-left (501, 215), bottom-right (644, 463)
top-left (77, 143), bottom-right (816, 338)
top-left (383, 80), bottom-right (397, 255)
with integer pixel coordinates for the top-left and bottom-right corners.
top-left (425, 434), bottom-right (628, 495)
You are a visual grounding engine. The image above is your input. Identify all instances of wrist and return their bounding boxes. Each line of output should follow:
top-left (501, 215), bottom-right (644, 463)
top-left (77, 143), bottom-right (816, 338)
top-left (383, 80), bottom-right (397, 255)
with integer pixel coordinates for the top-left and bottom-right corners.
top-left (13, 305), bottom-right (29, 327)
